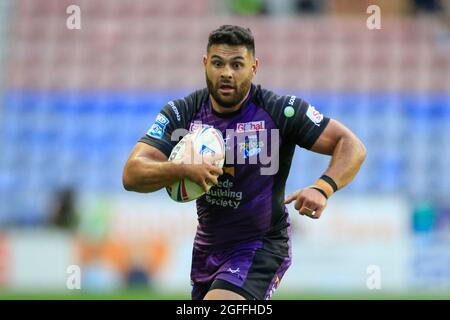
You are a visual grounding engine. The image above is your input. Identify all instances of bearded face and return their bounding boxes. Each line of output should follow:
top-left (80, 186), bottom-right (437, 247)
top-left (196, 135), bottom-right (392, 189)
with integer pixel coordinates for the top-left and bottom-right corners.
top-left (204, 44), bottom-right (257, 110)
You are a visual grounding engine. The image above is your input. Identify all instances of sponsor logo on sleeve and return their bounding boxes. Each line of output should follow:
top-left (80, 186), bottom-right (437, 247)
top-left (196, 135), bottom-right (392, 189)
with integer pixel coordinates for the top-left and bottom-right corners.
top-left (156, 113), bottom-right (169, 126)
top-left (146, 113), bottom-right (170, 139)
top-left (288, 95), bottom-right (296, 106)
top-left (284, 106), bottom-right (295, 118)
top-left (306, 104), bottom-right (324, 126)
top-left (147, 123), bottom-right (163, 139)
top-left (284, 95), bottom-right (297, 118)
top-left (168, 101), bottom-right (181, 121)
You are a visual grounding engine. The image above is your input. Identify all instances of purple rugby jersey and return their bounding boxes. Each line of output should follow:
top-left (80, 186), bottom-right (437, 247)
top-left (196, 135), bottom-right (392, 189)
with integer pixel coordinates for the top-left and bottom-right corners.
top-left (140, 84), bottom-right (330, 250)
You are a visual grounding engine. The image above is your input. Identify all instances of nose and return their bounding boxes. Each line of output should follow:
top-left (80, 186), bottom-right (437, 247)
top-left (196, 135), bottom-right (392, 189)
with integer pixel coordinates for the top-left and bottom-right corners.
top-left (220, 65), bottom-right (233, 80)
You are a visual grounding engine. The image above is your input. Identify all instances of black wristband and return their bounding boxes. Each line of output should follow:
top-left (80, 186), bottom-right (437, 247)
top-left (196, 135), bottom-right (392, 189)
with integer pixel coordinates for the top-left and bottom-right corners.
top-left (309, 187), bottom-right (328, 200)
top-left (320, 175), bottom-right (338, 192)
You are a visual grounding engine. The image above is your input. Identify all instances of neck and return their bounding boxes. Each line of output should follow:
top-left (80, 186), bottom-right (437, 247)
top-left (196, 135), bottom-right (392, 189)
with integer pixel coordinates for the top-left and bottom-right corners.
top-left (210, 88), bottom-right (251, 115)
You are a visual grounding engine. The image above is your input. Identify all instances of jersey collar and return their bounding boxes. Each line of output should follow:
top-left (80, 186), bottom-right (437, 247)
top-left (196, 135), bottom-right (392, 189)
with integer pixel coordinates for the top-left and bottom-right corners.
top-left (209, 84), bottom-right (256, 119)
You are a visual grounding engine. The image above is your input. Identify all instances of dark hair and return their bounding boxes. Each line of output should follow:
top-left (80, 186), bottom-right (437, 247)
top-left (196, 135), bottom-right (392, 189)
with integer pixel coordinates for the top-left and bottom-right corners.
top-left (207, 25), bottom-right (255, 56)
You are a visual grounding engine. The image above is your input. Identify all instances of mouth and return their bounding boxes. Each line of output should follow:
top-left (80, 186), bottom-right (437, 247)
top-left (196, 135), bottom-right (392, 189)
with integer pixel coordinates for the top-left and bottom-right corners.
top-left (218, 84), bottom-right (235, 95)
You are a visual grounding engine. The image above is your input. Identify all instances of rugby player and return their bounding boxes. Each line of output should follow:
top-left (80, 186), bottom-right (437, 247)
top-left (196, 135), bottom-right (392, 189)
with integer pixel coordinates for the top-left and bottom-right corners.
top-left (123, 25), bottom-right (366, 300)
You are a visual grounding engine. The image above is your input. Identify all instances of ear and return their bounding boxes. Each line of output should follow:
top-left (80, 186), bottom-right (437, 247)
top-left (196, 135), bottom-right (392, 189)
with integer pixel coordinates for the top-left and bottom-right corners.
top-left (252, 58), bottom-right (259, 76)
top-left (203, 55), bottom-right (207, 66)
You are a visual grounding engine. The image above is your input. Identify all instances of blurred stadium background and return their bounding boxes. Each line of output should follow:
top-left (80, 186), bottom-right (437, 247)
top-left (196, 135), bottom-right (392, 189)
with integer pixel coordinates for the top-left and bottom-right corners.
top-left (0, 0), bottom-right (449, 299)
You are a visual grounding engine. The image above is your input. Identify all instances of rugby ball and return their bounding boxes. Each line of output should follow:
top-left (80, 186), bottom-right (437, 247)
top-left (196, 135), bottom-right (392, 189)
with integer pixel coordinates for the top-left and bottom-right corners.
top-left (166, 127), bottom-right (225, 202)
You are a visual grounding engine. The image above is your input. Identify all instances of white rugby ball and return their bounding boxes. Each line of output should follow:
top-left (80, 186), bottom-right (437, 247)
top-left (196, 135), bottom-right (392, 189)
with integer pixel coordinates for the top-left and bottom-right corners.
top-left (166, 127), bottom-right (225, 202)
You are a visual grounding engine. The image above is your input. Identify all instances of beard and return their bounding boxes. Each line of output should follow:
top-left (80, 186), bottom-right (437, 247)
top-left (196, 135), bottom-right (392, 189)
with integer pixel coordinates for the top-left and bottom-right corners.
top-left (205, 72), bottom-right (251, 109)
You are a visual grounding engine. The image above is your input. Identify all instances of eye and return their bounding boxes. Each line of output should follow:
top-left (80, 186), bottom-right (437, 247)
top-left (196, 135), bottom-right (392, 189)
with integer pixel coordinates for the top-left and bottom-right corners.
top-left (212, 61), bottom-right (222, 67)
top-left (233, 63), bottom-right (242, 69)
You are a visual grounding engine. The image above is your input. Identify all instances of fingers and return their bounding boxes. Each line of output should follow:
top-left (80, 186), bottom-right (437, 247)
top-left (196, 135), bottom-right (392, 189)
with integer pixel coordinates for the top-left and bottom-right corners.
top-left (200, 180), bottom-right (209, 193)
top-left (187, 163), bottom-right (223, 194)
top-left (294, 197), bottom-right (305, 212)
top-left (203, 153), bottom-right (225, 168)
top-left (207, 164), bottom-right (223, 176)
top-left (196, 169), bottom-right (220, 193)
top-left (182, 137), bottom-right (196, 164)
top-left (194, 177), bottom-right (214, 193)
top-left (191, 175), bottom-right (210, 193)
top-left (283, 190), bottom-right (304, 210)
top-left (285, 188), bottom-right (327, 219)
top-left (203, 151), bottom-right (224, 161)
top-left (206, 173), bottom-right (219, 186)
top-left (313, 206), bottom-right (325, 219)
top-left (284, 192), bottom-right (298, 204)
top-left (299, 201), bottom-right (319, 219)
top-left (211, 152), bottom-right (225, 162)
top-left (300, 198), bottom-right (326, 219)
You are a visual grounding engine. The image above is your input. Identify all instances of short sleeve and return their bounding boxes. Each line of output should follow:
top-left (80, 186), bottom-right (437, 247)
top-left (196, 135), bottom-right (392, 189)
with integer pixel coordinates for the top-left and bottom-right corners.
top-left (285, 99), bottom-right (330, 149)
top-left (280, 96), bottom-right (330, 149)
top-left (139, 100), bottom-right (186, 158)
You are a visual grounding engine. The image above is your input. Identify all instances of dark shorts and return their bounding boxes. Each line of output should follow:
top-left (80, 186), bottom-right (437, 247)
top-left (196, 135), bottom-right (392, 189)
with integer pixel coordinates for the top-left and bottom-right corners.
top-left (190, 228), bottom-right (292, 300)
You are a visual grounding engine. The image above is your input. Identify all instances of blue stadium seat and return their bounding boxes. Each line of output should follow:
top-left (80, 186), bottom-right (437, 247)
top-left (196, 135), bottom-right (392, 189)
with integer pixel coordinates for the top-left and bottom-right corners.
top-left (1, 89), bottom-right (449, 221)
